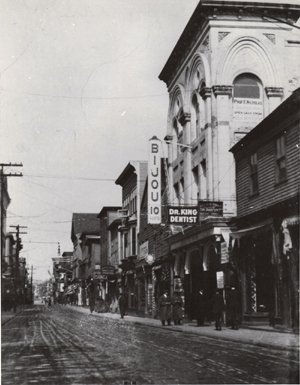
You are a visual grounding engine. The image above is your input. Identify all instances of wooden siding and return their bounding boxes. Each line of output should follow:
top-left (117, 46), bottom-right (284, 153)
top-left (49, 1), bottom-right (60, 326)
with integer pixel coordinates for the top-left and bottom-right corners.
top-left (236, 122), bottom-right (299, 218)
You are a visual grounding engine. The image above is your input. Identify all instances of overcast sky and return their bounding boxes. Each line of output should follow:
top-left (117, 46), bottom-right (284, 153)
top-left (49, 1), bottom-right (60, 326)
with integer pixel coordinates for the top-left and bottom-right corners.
top-left (0, 0), bottom-right (199, 281)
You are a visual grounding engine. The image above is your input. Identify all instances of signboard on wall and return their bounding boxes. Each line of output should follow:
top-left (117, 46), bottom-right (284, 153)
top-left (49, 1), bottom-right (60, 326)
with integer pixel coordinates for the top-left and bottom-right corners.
top-left (233, 97), bottom-right (263, 126)
top-left (101, 265), bottom-right (115, 275)
top-left (199, 201), bottom-right (223, 220)
top-left (148, 136), bottom-right (161, 224)
top-left (139, 241), bottom-right (149, 260)
top-left (167, 206), bottom-right (199, 225)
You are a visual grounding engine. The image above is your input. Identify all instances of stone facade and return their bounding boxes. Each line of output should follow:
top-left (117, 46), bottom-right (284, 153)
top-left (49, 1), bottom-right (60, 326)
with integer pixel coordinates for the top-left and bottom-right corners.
top-left (158, 0), bottom-right (300, 322)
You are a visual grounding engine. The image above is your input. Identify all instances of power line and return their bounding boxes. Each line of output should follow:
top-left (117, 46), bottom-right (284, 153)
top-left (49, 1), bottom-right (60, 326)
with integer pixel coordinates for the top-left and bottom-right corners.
top-left (0, 88), bottom-right (168, 101)
top-left (24, 174), bottom-right (116, 181)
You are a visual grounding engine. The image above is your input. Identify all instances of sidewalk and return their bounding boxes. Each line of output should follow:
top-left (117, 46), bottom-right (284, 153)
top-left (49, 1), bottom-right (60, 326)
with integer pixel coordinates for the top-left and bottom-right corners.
top-left (68, 305), bottom-right (300, 351)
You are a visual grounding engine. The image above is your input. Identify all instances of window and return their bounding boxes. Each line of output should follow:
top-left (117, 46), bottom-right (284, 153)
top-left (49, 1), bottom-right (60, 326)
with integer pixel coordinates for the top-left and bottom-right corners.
top-left (124, 233), bottom-right (128, 258)
top-left (250, 153), bottom-right (259, 195)
top-left (233, 73), bottom-right (263, 130)
top-left (180, 178), bottom-right (185, 204)
top-left (191, 166), bottom-right (199, 202)
top-left (191, 95), bottom-right (200, 142)
top-left (131, 227), bottom-right (136, 255)
top-left (174, 183), bottom-right (180, 205)
top-left (275, 135), bottom-right (287, 183)
top-left (200, 160), bottom-right (207, 199)
top-left (234, 74), bottom-right (260, 98)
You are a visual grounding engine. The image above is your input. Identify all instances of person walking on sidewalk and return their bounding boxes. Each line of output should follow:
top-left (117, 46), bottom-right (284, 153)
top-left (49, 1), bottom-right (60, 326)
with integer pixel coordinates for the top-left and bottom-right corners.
top-left (158, 291), bottom-right (172, 326)
top-left (195, 289), bottom-right (206, 326)
top-left (227, 287), bottom-right (240, 330)
top-left (87, 278), bottom-right (96, 314)
top-left (118, 292), bottom-right (127, 319)
top-left (212, 289), bottom-right (225, 331)
top-left (172, 292), bottom-right (183, 325)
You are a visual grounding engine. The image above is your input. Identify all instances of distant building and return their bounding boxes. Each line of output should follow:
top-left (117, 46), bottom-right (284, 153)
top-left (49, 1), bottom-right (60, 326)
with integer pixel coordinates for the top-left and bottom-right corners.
top-left (97, 206), bottom-right (121, 302)
top-left (115, 161), bottom-right (147, 311)
top-left (71, 213), bottom-right (100, 283)
top-left (230, 88), bottom-right (299, 329)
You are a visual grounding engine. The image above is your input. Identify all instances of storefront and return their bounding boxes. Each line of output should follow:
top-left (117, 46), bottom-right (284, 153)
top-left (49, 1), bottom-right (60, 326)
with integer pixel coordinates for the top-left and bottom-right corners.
top-left (168, 218), bottom-right (232, 322)
top-left (230, 215), bottom-right (299, 329)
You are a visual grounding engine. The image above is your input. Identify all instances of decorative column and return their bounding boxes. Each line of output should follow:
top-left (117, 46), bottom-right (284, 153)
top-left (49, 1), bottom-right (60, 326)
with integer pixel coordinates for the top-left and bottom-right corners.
top-left (179, 112), bottom-right (192, 204)
top-left (200, 87), bottom-right (213, 200)
top-left (265, 87), bottom-right (284, 115)
top-left (212, 86), bottom-right (234, 212)
top-left (164, 135), bottom-right (174, 204)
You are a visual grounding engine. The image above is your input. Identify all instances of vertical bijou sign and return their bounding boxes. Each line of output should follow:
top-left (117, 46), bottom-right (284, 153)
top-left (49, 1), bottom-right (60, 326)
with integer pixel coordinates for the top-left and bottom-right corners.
top-left (148, 136), bottom-right (161, 224)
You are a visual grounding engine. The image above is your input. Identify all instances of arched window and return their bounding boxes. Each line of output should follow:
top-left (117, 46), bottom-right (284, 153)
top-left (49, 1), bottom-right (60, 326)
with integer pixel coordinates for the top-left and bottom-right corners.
top-left (190, 94), bottom-right (200, 142)
top-left (233, 74), bottom-right (263, 131)
top-left (234, 74), bottom-right (261, 98)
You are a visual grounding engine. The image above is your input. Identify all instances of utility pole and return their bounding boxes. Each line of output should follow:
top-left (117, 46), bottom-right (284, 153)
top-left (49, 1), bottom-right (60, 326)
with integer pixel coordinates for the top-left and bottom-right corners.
top-left (0, 163), bottom-right (23, 261)
top-left (9, 225), bottom-right (27, 303)
top-left (31, 265), bottom-right (34, 305)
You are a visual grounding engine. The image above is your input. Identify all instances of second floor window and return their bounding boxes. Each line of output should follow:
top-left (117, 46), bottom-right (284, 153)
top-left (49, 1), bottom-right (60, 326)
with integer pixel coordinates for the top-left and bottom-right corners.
top-left (275, 135), bottom-right (287, 183)
top-left (250, 153), bottom-right (258, 195)
top-left (131, 227), bottom-right (136, 255)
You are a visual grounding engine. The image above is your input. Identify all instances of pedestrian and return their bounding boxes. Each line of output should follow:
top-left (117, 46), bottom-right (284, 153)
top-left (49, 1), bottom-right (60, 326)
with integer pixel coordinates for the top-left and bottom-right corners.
top-left (158, 291), bottom-right (172, 326)
top-left (212, 290), bottom-right (225, 331)
top-left (195, 289), bottom-right (206, 326)
top-left (87, 279), bottom-right (96, 313)
top-left (227, 287), bottom-right (240, 330)
top-left (172, 292), bottom-right (183, 325)
top-left (118, 292), bottom-right (127, 319)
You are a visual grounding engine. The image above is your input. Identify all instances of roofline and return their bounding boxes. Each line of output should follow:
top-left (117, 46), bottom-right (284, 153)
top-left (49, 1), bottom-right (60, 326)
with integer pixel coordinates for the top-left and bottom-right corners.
top-left (115, 161), bottom-right (147, 186)
top-left (159, 0), bottom-right (300, 85)
top-left (97, 206), bottom-right (122, 218)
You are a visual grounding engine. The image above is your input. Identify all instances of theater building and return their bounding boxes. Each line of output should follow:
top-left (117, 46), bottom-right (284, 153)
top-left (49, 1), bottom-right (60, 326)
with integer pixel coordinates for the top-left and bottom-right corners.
top-left (158, 0), bottom-right (300, 320)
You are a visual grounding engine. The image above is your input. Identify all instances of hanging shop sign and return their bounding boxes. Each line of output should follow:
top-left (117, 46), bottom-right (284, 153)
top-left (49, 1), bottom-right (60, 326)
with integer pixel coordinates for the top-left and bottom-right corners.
top-left (148, 136), bottom-right (161, 224)
top-left (167, 206), bottom-right (199, 225)
top-left (139, 241), bottom-right (149, 260)
top-left (216, 271), bottom-right (224, 289)
top-left (199, 201), bottom-right (223, 220)
top-left (220, 242), bottom-right (229, 264)
top-left (101, 265), bottom-right (115, 276)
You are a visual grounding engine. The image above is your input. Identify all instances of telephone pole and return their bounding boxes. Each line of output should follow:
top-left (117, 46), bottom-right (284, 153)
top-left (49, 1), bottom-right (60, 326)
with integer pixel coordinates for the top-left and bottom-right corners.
top-left (0, 163), bottom-right (23, 261)
top-left (9, 225), bottom-right (27, 300)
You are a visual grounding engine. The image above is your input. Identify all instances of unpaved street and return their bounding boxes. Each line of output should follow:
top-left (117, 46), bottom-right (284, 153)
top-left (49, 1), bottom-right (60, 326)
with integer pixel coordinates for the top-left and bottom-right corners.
top-left (2, 305), bottom-right (299, 384)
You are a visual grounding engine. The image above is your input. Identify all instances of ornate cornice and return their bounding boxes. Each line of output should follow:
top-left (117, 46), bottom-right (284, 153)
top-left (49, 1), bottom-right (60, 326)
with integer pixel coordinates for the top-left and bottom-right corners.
top-left (200, 87), bottom-right (212, 100)
top-left (212, 85), bottom-right (233, 96)
top-left (178, 112), bottom-right (191, 125)
top-left (265, 87), bottom-right (284, 97)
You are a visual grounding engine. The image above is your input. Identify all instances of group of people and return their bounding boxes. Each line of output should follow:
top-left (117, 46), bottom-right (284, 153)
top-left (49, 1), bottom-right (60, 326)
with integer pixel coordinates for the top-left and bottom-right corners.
top-left (158, 287), bottom-right (240, 331)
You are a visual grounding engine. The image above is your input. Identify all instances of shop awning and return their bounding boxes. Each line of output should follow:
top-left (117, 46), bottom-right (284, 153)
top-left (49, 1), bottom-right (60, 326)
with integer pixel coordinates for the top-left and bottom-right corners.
top-left (230, 224), bottom-right (270, 240)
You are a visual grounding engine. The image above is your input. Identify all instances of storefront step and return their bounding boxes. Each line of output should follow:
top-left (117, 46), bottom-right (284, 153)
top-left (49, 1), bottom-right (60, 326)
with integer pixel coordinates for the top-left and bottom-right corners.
top-left (243, 312), bottom-right (270, 325)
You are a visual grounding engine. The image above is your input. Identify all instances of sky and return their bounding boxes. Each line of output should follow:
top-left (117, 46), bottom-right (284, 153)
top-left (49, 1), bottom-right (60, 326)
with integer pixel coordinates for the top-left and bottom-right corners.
top-left (0, 0), bottom-right (199, 281)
